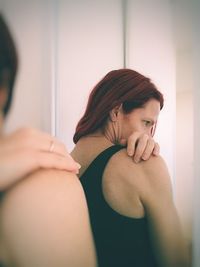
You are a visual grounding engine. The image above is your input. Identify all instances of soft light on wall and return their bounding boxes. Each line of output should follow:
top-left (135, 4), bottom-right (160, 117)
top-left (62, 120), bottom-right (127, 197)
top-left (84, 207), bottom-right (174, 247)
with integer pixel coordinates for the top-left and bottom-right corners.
top-left (126, 0), bottom-right (176, 180)
top-left (55, 0), bottom-right (123, 151)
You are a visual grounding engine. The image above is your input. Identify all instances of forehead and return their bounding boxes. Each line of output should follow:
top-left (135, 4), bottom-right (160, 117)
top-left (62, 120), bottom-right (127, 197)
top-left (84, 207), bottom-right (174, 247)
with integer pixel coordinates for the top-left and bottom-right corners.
top-left (130, 99), bottom-right (160, 118)
top-left (143, 99), bottom-right (160, 113)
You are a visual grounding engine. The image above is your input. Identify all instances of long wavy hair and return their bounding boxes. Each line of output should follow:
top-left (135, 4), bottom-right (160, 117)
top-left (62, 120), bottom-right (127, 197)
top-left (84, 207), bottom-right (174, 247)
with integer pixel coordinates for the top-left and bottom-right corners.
top-left (73, 69), bottom-right (164, 143)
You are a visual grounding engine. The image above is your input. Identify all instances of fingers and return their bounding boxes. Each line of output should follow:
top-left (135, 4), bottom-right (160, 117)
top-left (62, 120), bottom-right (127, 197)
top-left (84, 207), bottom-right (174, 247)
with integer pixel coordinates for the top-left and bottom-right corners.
top-left (46, 138), bottom-right (69, 157)
top-left (133, 134), bottom-right (149, 163)
top-left (152, 142), bottom-right (160, 156)
top-left (126, 132), bottom-right (160, 163)
top-left (126, 132), bottom-right (141, 157)
top-left (9, 128), bottom-right (81, 173)
top-left (11, 128), bottom-right (69, 157)
top-left (35, 152), bottom-right (81, 174)
top-left (141, 138), bottom-right (155, 161)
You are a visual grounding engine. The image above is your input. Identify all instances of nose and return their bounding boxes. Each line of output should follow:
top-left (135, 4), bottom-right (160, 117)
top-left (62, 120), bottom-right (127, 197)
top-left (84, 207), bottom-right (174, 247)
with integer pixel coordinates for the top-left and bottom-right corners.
top-left (144, 127), bottom-right (154, 137)
top-left (150, 125), bottom-right (156, 137)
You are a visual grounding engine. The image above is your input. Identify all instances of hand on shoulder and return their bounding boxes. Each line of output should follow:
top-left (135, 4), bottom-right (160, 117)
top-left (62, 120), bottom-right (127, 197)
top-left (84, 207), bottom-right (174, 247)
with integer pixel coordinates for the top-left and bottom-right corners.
top-left (119, 131), bottom-right (160, 163)
top-left (0, 127), bottom-right (81, 190)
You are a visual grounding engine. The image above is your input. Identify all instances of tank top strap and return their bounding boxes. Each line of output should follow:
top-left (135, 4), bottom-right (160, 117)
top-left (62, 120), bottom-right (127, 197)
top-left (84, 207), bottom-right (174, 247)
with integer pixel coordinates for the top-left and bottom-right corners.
top-left (81, 144), bottom-right (125, 178)
top-left (80, 145), bottom-right (125, 201)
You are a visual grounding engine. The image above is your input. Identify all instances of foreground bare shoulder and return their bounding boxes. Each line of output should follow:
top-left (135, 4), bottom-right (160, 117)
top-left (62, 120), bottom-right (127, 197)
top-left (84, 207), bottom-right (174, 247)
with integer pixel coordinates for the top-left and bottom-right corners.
top-left (0, 169), bottom-right (97, 267)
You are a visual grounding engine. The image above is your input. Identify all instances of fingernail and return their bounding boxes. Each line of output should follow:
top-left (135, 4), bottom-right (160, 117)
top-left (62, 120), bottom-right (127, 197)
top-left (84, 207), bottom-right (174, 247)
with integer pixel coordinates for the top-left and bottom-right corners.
top-left (128, 151), bottom-right (133, 156)
top-left (76, 163), bottom-right (81, 169)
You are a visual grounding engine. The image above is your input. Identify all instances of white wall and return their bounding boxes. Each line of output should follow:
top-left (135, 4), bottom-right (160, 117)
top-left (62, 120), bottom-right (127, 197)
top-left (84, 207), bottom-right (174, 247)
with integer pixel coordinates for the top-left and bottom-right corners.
top-left (191, 0), bottom-right (200, 265)
top-left (55, 0), bottom-right (123, 151)
top-left (126, 0), bottom-right (176, 180)
top-left (172, 0), bottom-right (194, 250)
top-left (176, 91), bottom-right (193, 244)
top-left (1, 0), bottom-right (53, 133)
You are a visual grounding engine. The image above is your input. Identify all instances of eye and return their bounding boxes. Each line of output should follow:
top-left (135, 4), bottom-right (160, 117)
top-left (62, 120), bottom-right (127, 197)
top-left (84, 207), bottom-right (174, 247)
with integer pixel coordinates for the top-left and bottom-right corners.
top-left (143, 120), bottom-right (152, 127)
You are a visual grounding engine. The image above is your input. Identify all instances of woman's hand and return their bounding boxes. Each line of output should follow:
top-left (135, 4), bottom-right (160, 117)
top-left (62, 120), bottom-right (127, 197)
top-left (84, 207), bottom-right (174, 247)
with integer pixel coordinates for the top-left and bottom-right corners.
top-left (120, 131), bottom-right (160, 163)
top-left (0, 128), bottom-right (80, 190)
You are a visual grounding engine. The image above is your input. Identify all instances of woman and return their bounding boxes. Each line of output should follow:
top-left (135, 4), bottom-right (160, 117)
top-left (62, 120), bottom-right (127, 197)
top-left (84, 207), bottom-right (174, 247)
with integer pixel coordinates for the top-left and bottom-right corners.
top-left (71, 69), bottom-right (190, 267)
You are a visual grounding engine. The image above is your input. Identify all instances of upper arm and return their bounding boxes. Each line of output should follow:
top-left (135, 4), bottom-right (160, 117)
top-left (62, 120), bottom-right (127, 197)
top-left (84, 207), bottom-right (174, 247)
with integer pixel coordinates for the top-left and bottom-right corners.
top-left (139, 156), bottom-right (190, 267)
top-left (109, 152), bottom-right (189, 267)
top-left (0, 169), bottom-right (97, 267)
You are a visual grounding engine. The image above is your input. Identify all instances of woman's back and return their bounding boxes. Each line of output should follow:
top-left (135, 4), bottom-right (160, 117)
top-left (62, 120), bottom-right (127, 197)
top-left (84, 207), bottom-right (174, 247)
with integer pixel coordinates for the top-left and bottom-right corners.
top-left (72, 136), bottom-right (189, 267)
top-left (79, 144), bottom-right (157, 267)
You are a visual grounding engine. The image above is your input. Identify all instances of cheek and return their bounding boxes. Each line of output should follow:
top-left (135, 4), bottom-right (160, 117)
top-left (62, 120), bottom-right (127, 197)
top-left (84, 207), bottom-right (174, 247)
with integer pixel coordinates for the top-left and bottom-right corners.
top-left (121, 120), bottom-right (143, 138)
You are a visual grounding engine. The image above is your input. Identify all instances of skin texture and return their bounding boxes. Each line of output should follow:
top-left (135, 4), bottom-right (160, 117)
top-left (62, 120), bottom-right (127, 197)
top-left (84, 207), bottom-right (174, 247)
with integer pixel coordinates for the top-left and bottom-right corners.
top-left (0, 169), bottom-right (97, 267)
top-left (71, 99), bottom-right (190, 267)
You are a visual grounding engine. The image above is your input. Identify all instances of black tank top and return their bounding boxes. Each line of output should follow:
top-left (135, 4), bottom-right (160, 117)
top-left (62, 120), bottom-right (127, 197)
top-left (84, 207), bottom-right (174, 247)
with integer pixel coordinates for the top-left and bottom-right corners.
top-left (80, 145), bottom-right (158, 267)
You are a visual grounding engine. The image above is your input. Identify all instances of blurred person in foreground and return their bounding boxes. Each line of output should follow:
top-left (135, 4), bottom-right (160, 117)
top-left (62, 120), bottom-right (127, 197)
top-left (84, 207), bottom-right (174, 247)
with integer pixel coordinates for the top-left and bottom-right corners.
top-left (0, 13), bottom-right (96, 267)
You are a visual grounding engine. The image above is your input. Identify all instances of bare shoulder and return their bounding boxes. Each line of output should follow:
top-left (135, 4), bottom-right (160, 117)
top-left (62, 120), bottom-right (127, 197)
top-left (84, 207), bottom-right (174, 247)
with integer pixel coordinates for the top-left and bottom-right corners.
top-left (0, 169), bottom-right (86, 242)
top-left (138, 155), bottom-right (173, 201)
top-left (0, 169), bottom-right (87, 230)
top-left (0, 169), bottom-right (97, 267)
top-left (105, 149), bottom-right (173, 202)
top-left (0, 169), bottom-right (84, 214)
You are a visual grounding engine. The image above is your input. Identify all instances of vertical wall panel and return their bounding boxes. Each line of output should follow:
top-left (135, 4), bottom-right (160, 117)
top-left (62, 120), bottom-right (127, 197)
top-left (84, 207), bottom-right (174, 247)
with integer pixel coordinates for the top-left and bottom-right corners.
top-left (56, 0), bottom-right (123, 151)
top-left (173, 0), bottom-right (194, 250)
top-left (2, 0), bottom-right (53, 133)
top-left (126, 0), bottom-right (176, 180)
top-left (192, 0), bottom-right (200, 265)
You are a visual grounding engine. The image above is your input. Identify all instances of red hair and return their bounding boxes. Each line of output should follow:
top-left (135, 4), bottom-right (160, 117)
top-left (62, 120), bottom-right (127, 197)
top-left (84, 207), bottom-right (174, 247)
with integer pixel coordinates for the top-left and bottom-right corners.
top-left (73, 69), bottom-right (164, 143)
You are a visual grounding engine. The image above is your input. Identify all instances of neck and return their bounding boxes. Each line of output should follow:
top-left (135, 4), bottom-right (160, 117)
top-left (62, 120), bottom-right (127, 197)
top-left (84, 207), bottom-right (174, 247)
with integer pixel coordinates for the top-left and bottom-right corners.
top-left (86, 122), bottom-right (121, 145)
top-left (103, 120), bottom-right (121, 144)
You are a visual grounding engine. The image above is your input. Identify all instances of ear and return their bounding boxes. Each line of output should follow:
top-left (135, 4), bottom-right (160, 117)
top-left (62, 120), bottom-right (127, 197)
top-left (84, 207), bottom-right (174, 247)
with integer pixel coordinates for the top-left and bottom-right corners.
top-left (109, 104), bottom-right (122, 122)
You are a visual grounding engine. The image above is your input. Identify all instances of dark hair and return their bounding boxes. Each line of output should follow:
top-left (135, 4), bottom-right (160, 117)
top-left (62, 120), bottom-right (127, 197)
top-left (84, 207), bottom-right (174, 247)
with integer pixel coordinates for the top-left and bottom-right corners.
top-left (73, 69), bottom-right (164, 143)
top-left (0, 13), bottom-right (18, 116)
